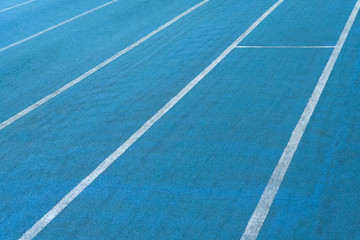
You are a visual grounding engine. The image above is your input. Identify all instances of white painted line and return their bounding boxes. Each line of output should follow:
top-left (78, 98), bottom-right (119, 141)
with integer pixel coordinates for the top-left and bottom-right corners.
top-left (240, 1), bottom-right (360, 240)
top-left (0, 0), bottom-right (118, 52)
top-left (19, 1), bottom-right (283, 239)
top-left (0, 0), bottom-right (35, 13)
top-left (0, 0), bottom-right (210, 131)
top-left (235, 45), bottom-right (335, 49)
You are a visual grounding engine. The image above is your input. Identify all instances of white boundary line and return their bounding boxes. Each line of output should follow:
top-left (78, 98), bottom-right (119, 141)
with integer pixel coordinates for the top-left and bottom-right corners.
top-left (0, 0), bottom-right (210, 131)
top-left (19, 1), bottom-right (283, 239)
top-left (240, 0), bottom-right (360, 239)
top-left (0, 0), bottom-right (118, 52)
top-left (235, 45), bottom-right (335, 49)
top-left (0, 0), bottom-right (35, 13)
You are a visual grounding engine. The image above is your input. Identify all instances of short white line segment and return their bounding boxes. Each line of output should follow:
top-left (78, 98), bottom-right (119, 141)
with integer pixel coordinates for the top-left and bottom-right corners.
top-left (240, 1), bottom-right (360, 239)
top-left (0, 0), bottom-right (209, 131)
top-left (0, 0), bottom-right (118, 52)
top-left (235, 45), bottom-right (335, 49)
top-left (19, 1), bottom-right (283, 239)
top-left (0, 0), bottom-right (35, 13)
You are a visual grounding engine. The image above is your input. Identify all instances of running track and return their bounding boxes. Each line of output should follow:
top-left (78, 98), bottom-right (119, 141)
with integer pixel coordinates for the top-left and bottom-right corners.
top-left (1, 0), bottom-right (360, 239)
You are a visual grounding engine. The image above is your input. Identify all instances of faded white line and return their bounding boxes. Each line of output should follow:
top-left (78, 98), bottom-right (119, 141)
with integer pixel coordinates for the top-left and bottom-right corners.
top-left (0, 0), bottom-right (210, 131)
top-left (240, 1), bottom-right (360, 240)
top-left (0, 0), bottom-right (118, 52)
top-left (235, 45), bottom-right (335, 48)
top-left (0, 0), bottom-right (35, 13)
top-left (19, 1), bottom-right (283, 239)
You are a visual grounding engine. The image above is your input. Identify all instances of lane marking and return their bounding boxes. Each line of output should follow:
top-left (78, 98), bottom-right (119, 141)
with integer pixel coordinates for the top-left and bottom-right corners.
top-left (19, 1), bottom-right (283, 239)
top-left (0, 0), bottom-right (210, 131)
top-left (240, 1), bottom-right (360, 239)
top-left (0, 0), bottom-right (35, 13)
top-left (235, 45), bottom-right (335, 49)
top-left (0, 0), bottom-right (118, 52)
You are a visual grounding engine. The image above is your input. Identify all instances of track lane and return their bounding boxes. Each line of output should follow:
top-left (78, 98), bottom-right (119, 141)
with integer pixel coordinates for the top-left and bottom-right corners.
top-left (0, 0), bottom-right (277, 238)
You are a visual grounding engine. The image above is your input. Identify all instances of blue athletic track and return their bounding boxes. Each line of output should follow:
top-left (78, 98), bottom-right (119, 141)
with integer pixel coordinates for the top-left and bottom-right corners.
top-left (1, 0), bottom-right (360, 239)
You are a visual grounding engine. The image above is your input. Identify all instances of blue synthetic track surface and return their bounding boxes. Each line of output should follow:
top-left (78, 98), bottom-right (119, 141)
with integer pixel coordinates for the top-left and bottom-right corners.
top-left (1, 0), bottom-right (360, 239)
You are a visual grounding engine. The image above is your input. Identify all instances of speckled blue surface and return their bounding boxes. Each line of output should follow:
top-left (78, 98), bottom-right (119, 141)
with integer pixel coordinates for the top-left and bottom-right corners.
top-left (0, 0), bottom-right (359, 239)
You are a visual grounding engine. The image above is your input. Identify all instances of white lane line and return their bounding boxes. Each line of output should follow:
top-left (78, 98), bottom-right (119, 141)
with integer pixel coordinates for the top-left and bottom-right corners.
top-left (0, 0), bottom-right (210, 131)
top-left (240, 1), bottom-right (360, 240)
top-left (0, 0), bottom-right (35, 13)
top-left (235, 45), bottom-right (335, 49)
top-left (0, 0), bottom-right (118, 52)
top-left (19, 1), bottom-right (283, 239)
